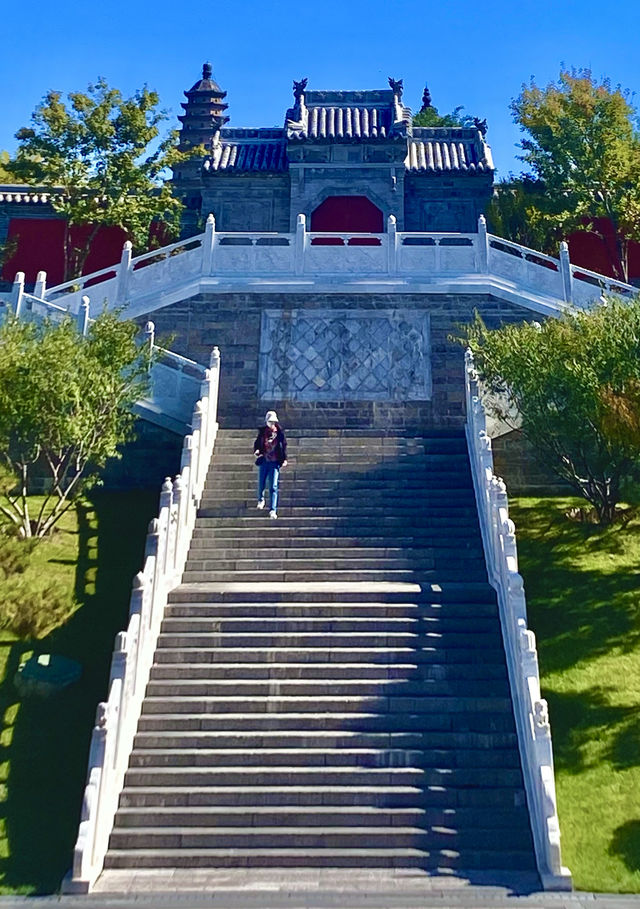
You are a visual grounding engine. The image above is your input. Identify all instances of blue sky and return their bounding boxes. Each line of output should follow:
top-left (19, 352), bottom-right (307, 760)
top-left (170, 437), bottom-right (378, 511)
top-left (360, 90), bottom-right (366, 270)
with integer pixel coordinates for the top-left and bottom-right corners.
top-left (1, 0), bottom-right (639, 179)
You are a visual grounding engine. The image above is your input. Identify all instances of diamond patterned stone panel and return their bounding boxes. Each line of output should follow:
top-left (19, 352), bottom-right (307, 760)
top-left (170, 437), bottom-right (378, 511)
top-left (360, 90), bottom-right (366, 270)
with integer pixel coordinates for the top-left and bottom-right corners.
top-left (259, 309), bottom-right (431, 401)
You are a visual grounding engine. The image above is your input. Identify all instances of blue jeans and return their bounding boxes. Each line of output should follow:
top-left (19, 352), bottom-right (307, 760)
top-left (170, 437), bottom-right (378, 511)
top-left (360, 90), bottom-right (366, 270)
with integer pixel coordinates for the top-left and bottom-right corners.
top-left (258, 461), bottom-right (280, 510)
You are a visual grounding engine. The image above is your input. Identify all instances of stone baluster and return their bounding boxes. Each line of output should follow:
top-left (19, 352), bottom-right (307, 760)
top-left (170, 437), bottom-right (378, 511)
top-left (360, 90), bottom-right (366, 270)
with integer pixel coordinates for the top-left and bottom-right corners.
top-left (477, 215), bottom-right (489, 273)
top-left (387, 215), bottom-right (397, 275)
top-left (158, 478), bottom-right (173, 576)
top-left (172, 475), bottom-right (186, 571)
top-left (559, 241), bottom-right (572, 304)
top-left (116, 241), bottom-right (133, 304)
top-left (202, 213), bottom-right (216, 275)
top-left (77, 296), bottom-right (91, 336)
top-left (191, 402), bottom-right (204, 498)
top-left (34, 270), bottom-right (47, 299)
top-left (144, 519), bottom-right (161, 625)
top-left (295, 213), bottom-right (307, 275)
top-left (144, 321), bottom-right (155, 358)
top-left (180, 435), bottom-right (194, 527)
top-left (11, 272), bottom-right (25, 318)
top-left (209, 347), bottom-right (221, 432)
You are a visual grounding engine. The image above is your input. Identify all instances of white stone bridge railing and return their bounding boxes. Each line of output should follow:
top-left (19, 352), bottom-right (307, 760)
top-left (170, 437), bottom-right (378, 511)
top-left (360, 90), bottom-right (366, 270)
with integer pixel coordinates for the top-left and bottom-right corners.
top-left (63, 347), bottom-right (221, 893)
top-left (464, 348), bottom-right (571, 891)
top-left (5, 214), bottom-right (634, 321)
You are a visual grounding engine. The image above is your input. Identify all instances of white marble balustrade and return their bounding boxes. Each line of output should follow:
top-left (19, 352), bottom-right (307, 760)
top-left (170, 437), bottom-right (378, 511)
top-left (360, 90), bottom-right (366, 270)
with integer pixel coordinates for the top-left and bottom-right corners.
top-left (63, 347), bottom-right (221, 893)
top-left (5, 215), bottom-right (633, 322)
top-left (464, 349), bottom-right (572, 891)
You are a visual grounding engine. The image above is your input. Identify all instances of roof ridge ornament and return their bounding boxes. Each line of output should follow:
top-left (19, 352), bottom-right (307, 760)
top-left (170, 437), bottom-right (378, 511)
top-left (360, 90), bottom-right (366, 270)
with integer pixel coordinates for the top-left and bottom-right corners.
top-left (203, 62), bottom-right (213, 81)
top-left (388, 76), bottom-right (403, 99)
top-left (293, 78), bottom-right (308, 101)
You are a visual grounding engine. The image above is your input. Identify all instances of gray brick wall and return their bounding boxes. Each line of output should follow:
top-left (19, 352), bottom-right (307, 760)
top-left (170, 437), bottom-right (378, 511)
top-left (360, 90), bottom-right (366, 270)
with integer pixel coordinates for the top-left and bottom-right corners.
top-left (141, 292), bottom-right (535, 430)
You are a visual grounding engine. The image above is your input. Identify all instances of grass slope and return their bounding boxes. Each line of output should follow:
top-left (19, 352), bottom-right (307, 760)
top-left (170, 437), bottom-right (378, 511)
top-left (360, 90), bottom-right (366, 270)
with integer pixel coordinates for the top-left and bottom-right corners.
top-left (511, 496), bottom-right (640, 893)
top-left (0, 490), bottom-right (156, 895)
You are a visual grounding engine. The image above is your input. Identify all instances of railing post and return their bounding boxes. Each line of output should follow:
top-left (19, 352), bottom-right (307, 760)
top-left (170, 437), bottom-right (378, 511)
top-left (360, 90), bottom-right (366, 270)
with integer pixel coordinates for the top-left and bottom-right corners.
top-left (202, 213), bottom-right (215, 276)
top-left (209, 346), bottom-right (221, 431)
top-left (143, 519), bottom-right (161, 624)
top-left (477, 215), bottom-right (489, 273)
top-left (34, 270), bottom-right (47, 299)
top-left (76, 296), bottom-right (90, 336)
top-left (295, 214), bottom-right (306, 276)
top-left (11, 272), bottom-right (25, 318)
top-left (387, 215), bottom-right (397, 275)
top-left (172, 474), bottom-right (186, 571)
top-left (116, 241), bottom-right (133, 304)
top-left (559, 241), bottom-right (572, 304)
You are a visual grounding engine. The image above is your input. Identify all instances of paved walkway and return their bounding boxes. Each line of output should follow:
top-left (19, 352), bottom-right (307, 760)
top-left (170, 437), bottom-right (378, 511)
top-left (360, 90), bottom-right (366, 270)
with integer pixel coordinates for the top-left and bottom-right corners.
top-left (1, 871), bottom-right (639, 909)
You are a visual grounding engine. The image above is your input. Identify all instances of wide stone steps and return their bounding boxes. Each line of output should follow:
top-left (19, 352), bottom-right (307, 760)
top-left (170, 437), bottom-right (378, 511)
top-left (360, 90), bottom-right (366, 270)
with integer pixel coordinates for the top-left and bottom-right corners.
top-left (105, 430), bottom-right (536, 878)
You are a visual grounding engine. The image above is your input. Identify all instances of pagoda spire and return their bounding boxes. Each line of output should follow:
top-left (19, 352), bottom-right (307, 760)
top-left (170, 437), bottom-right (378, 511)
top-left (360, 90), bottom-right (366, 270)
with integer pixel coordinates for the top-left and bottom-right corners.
top-left (419, 84), bottom-right (432, 113)
top-left (178, 62), bottom-right (229, 152)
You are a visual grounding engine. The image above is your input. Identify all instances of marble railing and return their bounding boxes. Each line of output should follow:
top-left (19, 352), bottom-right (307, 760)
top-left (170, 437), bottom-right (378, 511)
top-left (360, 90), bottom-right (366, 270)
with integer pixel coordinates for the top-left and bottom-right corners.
top-left (464, 348), bottom-right (571, 891)
top-left (3, 279), bottom-right (205, 429)
top-left (63, 347), bottom-right (221, 893)
top-left (8, 215), bottom-right (633, 319)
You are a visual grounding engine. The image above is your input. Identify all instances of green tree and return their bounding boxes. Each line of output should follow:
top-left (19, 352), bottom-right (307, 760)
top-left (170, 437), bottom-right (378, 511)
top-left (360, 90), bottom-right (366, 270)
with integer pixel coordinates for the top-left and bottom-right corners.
top-left (460, 296), bottom-right (640, 524)
top-left (511, 69), bottom-right (640, 282)
top-left (0, 150), bottom-right (19, 183)
top-left (8, 78), bottom-right (197, 281)
top-left (486, 176), bottom-right (561, 253)
top-left (0, 311), bottom-right (149, 538)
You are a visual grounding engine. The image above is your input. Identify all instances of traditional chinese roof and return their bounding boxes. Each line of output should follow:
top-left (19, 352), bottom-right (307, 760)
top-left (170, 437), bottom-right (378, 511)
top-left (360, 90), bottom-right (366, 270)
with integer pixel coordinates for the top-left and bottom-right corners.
top-left (287, 89), bottom-right (410, 142)
top-left (406, 128), bottom-right (494, 173)
top-left (204, 129), bottom-right (288, 173)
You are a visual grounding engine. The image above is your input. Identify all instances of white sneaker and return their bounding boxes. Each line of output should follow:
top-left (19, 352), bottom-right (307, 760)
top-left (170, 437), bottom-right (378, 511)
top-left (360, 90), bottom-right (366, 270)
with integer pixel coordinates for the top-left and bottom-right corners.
top-left (269, 510), bottom-right (277, 520)
top-left (256, 498), bottom-right (265, 510)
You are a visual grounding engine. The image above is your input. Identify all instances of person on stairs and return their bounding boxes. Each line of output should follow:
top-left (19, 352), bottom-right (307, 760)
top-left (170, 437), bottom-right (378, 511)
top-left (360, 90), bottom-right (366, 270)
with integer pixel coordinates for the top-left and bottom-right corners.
top-left (253, 410), bottom-right (288, 520)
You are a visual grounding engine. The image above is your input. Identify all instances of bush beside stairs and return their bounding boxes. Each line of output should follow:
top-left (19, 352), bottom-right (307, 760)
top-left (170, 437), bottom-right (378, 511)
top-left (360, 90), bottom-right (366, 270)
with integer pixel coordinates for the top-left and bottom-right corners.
top-left (103, 429), bottom-right (538, 879)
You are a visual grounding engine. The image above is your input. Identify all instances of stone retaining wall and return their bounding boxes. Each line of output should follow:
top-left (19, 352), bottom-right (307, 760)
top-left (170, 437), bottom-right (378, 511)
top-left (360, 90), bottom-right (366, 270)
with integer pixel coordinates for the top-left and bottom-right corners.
top-left (141, 291), bottom-right (535, 430)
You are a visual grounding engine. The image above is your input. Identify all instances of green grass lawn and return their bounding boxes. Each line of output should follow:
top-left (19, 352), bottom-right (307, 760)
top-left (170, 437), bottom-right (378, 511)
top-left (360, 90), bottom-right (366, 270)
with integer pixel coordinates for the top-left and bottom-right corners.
top-left (511, 496), bottom-right (640, 894)
top-left (0, 489), bottom-right (156, 894)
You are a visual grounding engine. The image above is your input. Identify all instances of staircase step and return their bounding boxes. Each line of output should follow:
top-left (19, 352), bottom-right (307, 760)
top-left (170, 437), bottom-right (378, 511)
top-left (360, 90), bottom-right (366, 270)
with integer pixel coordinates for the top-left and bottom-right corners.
top-left (164, 601), bottom-right (496, 619)
top-left (153, 647), bottom-right (507, 665)
top-left (133, 730), bottom-right (517, 750)
top-left (123, 766), bottom-right (524, 788)
top-left (114, 804), bottom-right (528, 828)
top-left (159, 616), bottom-right (497, 634)
top-left (155, 632), bottom-right (503, 650)
top-left (103, 846), bottom-right (535, 870)
top-left (149, 661), bottom-right (506, 681)
top-left (167, 582), bottom-right (497, 603)
top-left (136, 711), bottom-right (517, 734)
top-left (140, 695), bottom-right (513, 715)
top-left (108, 824), bottom-right (533, 851)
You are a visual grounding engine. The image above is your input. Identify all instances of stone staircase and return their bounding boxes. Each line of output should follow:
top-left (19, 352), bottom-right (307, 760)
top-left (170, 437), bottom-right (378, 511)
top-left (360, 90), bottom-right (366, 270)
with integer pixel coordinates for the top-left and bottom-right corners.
top-left (104, 429), bottom-right (537, 877)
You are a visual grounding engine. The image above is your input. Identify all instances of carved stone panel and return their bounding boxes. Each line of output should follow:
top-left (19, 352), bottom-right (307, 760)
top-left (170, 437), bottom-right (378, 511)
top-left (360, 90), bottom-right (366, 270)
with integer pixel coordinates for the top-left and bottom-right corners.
top-left (259, 309), bottom-right (431, 401)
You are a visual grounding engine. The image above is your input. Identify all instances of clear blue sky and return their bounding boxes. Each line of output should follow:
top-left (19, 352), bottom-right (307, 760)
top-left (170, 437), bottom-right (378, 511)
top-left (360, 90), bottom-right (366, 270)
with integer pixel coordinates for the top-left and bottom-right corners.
top-left (1, 0), bottom-right (639, 179)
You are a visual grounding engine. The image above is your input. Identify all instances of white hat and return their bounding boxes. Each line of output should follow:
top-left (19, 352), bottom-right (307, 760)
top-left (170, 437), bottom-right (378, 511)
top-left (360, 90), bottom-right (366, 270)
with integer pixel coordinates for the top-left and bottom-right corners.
top-left (265, 410), bottom-right (278, 424)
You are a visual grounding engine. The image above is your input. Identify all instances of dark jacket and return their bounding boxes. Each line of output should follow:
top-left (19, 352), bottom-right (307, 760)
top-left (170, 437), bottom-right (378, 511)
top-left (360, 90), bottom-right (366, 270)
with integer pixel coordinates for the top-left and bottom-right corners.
top-left (253, 425), bottom-right (288, 467)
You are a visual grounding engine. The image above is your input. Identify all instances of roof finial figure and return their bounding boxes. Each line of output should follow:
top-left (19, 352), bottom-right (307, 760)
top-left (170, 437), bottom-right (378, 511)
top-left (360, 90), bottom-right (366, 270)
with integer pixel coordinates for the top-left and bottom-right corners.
top-left (473, 116), bottom-right (488, 137)
top-left (420, 84), bottom-right (432, 112)
top-left (202, 62), bottom-right (213, 81)
top-left (388, 77), bottom-right (403, 99)
top-left (293, 78), bottom-right (308, 101)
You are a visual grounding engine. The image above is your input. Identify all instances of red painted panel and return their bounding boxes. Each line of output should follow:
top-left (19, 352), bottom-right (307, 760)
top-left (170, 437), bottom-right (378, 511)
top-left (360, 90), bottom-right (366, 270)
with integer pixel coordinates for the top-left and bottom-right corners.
top-left (311, 195), bottom-right (383, 236)
top-left (3, 218), bottom-right (128, 284)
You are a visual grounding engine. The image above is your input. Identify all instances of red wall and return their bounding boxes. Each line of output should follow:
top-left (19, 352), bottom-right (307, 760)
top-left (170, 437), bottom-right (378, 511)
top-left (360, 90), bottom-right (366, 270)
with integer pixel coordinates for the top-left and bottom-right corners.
top-left (2, 218), bottom-right (128, 285)
top-left (568, 218), bottom-right (640, 284)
